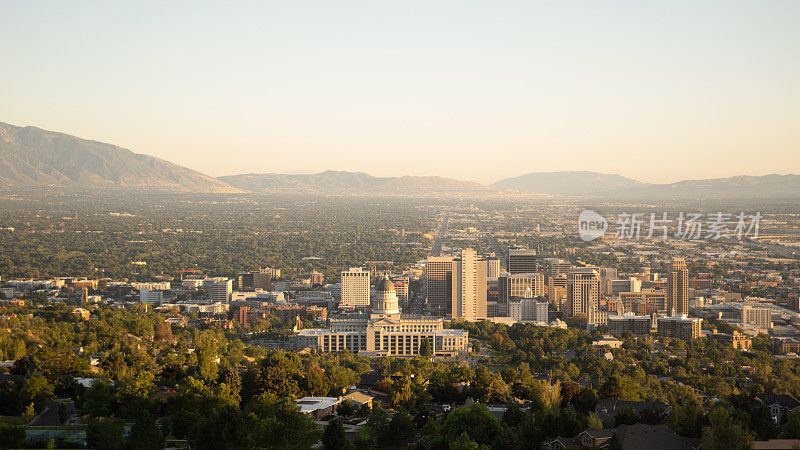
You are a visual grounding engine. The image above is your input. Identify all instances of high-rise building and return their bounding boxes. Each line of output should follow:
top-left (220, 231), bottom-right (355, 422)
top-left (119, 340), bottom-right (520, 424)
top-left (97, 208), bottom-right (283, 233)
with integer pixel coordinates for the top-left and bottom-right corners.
top-left (566, 268), bottom-right (600, 319)
top-left (486, 257), bottom-right (501, 278)
top-left (426, 256), bottom-right (456, 316)
top-left (204, 278), bottom-right (233, 303)
top-left (507, 249), bottom-right (538, 274)
top-left (253, 272), bottom-right (271, 291)
top-left (599, 267), bottom-right (618, 295)
top-left (454, 249), bottom-right (487, 321)
top-left (499, 273), bottom-right (545, 303)
top-left (545, 258), bottom-right (572, 277)
top-left (425, 249), bottom-right (486, 320)
top-left (237, 272), bottom-right (255, 291)
top-left (390, 276), bottom-right (410, 304)
top-left (667, 258), bottom-right (690, 316)
top-left (310, 270), bottom-right (324, 286)
top-left (340, 267), bottom-right (371, 308)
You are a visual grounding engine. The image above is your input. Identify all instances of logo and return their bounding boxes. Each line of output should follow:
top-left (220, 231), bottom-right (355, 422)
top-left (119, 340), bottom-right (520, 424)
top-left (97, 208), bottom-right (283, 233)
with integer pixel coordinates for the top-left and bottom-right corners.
top-left (578, 210), bottom-right (608, 241)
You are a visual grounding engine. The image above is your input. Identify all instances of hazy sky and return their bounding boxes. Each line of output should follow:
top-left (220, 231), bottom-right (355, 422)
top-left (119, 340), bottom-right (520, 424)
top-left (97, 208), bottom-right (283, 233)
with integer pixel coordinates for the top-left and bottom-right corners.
top-left (2, 1), bottom-right (799, 184)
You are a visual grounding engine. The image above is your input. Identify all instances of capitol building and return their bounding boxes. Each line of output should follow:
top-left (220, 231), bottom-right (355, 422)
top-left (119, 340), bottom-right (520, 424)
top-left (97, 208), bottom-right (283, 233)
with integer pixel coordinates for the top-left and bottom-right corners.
top-left (295, 276), bottom-right (469, 357)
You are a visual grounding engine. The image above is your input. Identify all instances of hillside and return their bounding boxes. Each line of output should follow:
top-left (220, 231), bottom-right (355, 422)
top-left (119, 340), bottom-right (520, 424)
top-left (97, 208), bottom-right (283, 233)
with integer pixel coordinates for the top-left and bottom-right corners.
top-left (0, 122), bottom-right (240, 192)
top-left (492, 171), bottom-right (800, 198)
top-left (218, 171), bottom-right (493, 195)
top-left (491, 171), bottom-right (645, 195)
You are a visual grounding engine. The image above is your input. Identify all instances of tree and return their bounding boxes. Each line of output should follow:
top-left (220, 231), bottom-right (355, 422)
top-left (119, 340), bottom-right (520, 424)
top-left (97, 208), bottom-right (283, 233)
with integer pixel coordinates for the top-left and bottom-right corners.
top-left (196, 334), bottom-right (219, 382)
top-left (449, 431), bottom-right (482, 450)
top-left (420, 339), bottom-right (433, 358)
top-left (700, 407), bottom-right (753, 450)
top-left (246, 393), bottom-right (320, 449)
top-left (322, 418), bottom-right (351, 450)
top-left (128, 412), bottom-right (165, 450)
top-left (442, 403), bottom-right (501, 446)
top-left (21, 374), bottom-right (54, 411)
top-left (785, 409), bottom-right (800, 439)
top-left (383, 412), bottom-right (414, 448)
top-left (0, 423), bottom-right (25, 450)
top-left (502, 403), bottom-right (526, 428)
top-left (86, 416), bottom-right (125, 450)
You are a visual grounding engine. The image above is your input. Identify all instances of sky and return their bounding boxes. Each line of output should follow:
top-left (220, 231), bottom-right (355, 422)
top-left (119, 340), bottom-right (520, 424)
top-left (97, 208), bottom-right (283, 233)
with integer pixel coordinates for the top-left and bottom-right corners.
top-left (1, 1), bottom-right (799, 184)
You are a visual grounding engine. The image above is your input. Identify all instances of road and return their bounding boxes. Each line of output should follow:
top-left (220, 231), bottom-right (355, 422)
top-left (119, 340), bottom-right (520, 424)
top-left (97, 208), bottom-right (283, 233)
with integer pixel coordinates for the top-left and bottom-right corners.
top-left (430, 212), bottom-right (449, 257)
top-left (475, 214), bottom-right (507, 271)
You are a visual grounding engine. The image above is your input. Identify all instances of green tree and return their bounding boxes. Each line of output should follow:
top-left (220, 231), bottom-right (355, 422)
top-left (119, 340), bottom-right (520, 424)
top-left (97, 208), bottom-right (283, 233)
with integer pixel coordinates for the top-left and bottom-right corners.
top-left (128, 412), bottom-right (165, 450)
top-left (700, 407), bottom-right (753, 450)
top-left (86, 416), bottom-right (125, 450)
top-left (21, 374), bottom-right (54, 411)
top-left (420, 339), bottom-right (432, 358)
top-left (322, 418), bottom-right (351, 450)
top-left (442, 403), bottom-right (501, 446)
top-left (0, 423), bottom-right (25, 450)
top-left (785, 409), bottom-right (800, 439)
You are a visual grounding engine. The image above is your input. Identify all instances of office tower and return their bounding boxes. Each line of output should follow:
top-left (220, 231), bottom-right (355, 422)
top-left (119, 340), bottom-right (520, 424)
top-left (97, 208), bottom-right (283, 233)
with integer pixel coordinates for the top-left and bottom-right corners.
top-left (390, 276), bottom-right (409, 304)
top-left (499, 273), bottom-right (545, 303)
top-left (426, 256), bottom-right (456, 316)
top-left (341, 267), bottom-right (371, 308)
top-left (566, 268), bottom-right (600, 319)
top-left (507, 249), bottom-right (538, 274)
top-left (237, 272), bottom-right (255, 291)
top-left (545, 258), bottom-right (572, 277)
top-left (667, 258), bottom-right (690, 316)
top-left (253, 272), bottom-right (271, 291)
top-left (548, 274), bottom-right (568, 311)
top-left (599, 267), bottom-right (618, 295)
top-left (454, 249), bottom-right (487, 321)
top-left (486, 257), bottom-right (501, 278)
top-left (310, 270), bottom-right (324, 286)
top-left (204, 277), bottom-right (233, 303)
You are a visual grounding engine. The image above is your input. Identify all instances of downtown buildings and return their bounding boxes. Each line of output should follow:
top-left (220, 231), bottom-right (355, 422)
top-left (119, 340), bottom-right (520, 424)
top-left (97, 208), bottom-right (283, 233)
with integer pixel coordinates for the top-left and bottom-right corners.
top-left (295, 276), bottom-right (469, 356)
top-left (425, 249), bottom-right (487, 321)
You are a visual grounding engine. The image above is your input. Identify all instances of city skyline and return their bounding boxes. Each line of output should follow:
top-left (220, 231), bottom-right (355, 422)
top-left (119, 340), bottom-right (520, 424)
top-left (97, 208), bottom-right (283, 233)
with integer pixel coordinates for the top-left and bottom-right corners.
top-left (2, 1), bottom-right (799, 184)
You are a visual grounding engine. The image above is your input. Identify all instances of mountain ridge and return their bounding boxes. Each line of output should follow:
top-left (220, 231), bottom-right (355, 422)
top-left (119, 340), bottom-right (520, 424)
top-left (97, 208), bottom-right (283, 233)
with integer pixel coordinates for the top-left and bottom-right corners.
top-left (492, 171), bottom-right (800, 198)
top-left (218, 170), bottom-right (492, 195)
top-left (0, 122), bottom-right (241, 192)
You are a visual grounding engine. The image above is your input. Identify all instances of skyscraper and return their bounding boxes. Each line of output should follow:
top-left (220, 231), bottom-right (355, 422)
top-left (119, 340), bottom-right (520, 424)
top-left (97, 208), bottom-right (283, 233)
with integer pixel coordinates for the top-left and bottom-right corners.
top-left (667, 258), bottom-right (690, 316)
top-left (454, 249), bottom-right (487, 321)
top-left (426, 256), bottom-right (456, 316)
top-left (566, 268), bottom-right (600, 319)
top-left (425, 249), bottom-right (486, 320)
top-left (507, 249), bottom-right (538, 274)
top-left (486, 257), bottom-right (501, 278)
top-left (341, 267), bottom-right (371, 308)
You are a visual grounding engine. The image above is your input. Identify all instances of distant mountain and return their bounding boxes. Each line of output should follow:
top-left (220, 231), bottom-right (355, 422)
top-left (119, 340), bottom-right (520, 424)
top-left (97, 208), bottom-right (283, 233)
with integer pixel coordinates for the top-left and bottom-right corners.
top-left (491, 171), bottom-right (645, 195)
top-left (626, 174), bottom-right (800, 199)
top-left (219, 171), bottom-right (493, 195)
top-left (492, 171), bottom-right (800, 198)
top-left (0, 122), bottom-right (240, 192)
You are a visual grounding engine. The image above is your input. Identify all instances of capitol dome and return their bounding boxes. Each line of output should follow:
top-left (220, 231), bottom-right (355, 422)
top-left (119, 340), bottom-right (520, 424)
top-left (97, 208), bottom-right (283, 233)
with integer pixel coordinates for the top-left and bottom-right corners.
top-left (372, 276), bottom-right (400, 315)
top-left (376, 276), bottom-right (396, 293)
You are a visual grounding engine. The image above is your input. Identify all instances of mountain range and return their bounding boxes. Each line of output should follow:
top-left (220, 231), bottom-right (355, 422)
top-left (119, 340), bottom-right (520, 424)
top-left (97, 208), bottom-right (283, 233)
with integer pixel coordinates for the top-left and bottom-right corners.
top-left (0, 122), bottom-right (239, 192)
top-left (2, 121), bottom-right (799, 198)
